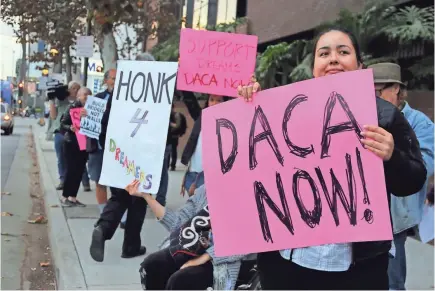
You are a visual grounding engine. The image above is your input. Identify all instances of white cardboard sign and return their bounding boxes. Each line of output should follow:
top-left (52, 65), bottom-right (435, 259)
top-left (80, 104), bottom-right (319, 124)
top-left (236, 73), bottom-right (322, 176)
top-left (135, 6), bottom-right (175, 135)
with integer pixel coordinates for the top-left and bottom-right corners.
top-left (99, 60), bottom-right (178, 194)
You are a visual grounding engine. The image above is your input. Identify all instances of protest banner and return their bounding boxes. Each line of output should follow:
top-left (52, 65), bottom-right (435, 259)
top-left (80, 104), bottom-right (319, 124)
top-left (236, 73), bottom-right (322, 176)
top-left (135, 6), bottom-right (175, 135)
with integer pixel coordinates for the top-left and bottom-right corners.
top-left (70, 108), bottom-right (86, 151)
top-left (80, 96), bottom-right (107, 139)
top-left (176, 28), bottom-right (258, 98)
top-left (202, 69), bottom-right (392, 256)
top-left (99, 60), bottom-right (178, 194)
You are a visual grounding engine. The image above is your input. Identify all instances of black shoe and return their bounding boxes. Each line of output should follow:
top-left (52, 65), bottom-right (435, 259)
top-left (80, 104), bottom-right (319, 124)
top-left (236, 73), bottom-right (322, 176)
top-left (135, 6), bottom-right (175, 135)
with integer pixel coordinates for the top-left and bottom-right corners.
top-left (170, 167), bottom-right (176, 171)
top-left (90, 226), bottom-right (105, 262)
top-left (120, 222), bottom-right (126, 229)
top-left (83, 185), bottom-right (91, 192)
top-left (56, 182), bottom-right (64, 190)
top-left (121, 246), bottom-right (146, 259)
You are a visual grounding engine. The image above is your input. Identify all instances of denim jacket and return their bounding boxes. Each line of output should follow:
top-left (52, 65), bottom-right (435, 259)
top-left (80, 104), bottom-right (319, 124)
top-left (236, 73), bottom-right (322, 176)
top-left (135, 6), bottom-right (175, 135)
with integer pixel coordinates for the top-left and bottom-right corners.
top-left (391, 102), bottom-right (435, 234)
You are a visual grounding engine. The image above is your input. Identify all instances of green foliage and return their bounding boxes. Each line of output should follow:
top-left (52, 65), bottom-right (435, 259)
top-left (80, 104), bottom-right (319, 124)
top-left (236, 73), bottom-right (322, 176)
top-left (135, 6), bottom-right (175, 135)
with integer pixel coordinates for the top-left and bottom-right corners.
top-left (257, 1), bottom-right (434, 89)
top-left (382, 5), bottom-right (434, 44)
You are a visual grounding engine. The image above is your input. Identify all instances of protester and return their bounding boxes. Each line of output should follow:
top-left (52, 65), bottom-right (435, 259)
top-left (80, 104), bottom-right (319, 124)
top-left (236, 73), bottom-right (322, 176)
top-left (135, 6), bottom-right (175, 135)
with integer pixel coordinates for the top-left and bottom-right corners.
top-left (240, 27), bottom-right (427, 290)
top-left (426, 185), bottom-right (434, 206)
top-left (86, 69), bottom-right (116, 217)
top-left (180, 92), bottom-right (230, 196)
top-left (369, 62), bottom-right (435, 290)
top-left (51, 81), bottom-right (91, 192)
top-left (124, 180), bottom-right (245, 290)
top-left (59, 87), bottom-right (91, 207)
top-left (167, 103), bottom-right (187, 171)
top-left (89, 52), bottom-right (182, 262)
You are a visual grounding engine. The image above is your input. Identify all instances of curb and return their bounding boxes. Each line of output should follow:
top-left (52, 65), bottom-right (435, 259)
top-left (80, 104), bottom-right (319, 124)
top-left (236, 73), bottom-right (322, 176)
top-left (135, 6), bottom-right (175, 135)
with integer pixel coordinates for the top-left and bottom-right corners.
top-left (32, 125), bottom-right (87, 290)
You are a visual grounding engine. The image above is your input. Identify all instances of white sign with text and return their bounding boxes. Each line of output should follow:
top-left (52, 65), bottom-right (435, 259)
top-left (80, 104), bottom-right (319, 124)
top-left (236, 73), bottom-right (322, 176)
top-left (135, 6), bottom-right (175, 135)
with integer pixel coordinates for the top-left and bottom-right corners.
top-left (77, 36), bottom-right (94, 58)
top-left (99, 60), bottom-right (178, 194)
top-left (80, 96), bottom-right (107, 139)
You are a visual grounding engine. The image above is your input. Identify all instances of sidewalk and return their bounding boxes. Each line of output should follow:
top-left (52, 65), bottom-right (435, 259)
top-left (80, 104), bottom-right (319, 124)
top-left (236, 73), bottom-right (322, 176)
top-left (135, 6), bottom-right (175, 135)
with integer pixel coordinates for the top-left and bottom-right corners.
top-left (33, 123), bottom-right (188, 290)
top-left (32, 123), bottom-right (434, 290)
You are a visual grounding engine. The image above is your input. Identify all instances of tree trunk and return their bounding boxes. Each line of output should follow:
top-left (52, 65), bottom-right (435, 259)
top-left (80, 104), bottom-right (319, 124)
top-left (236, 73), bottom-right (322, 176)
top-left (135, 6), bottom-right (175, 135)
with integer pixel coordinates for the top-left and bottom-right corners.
top-left (20, 39), bottom-right (27, 84)
top-left (52, 47), bottom-right (63, 74)
top-left (99, 31), bottom-right (118, 71)
top-left (65, 46), bottom-right (72, 83)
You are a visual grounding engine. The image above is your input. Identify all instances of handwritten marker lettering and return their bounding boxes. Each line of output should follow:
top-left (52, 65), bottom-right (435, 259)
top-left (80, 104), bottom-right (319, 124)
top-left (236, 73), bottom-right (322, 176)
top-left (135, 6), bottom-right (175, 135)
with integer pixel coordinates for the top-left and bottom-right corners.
top-left (129, 108), bottom-right (149, 138)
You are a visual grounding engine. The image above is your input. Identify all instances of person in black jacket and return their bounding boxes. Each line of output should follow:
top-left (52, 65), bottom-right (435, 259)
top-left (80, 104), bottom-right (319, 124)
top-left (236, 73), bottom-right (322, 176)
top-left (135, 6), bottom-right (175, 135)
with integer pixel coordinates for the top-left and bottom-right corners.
top-left (180, 92), bottom-right (230, 196)
top-left (240, 27), bottom-right (427, 290)
top-left (90, 53), bottom-right (182, 262)
top-left (85, 69), bottom-right (116, 215)
top-left (59, 87), bottom-right (91, 207)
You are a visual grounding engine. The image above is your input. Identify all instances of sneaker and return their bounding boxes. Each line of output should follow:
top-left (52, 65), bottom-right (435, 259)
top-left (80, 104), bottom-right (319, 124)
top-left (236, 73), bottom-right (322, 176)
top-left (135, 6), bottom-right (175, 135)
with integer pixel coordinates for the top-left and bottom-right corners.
top-left (83, 185), bottom-right (91, 192)
top-left (56, 182), bottom-right (64, 190)
top-left (61, 199), bottom-right (74, 207)
top-left (72, 200), bottom-right (86, 207)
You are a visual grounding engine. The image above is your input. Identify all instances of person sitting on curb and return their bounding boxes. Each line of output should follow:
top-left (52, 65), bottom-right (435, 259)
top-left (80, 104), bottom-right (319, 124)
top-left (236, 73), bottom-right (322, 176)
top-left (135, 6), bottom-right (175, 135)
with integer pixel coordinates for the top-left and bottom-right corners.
top-left (125, 180), bottom-right (246, 290)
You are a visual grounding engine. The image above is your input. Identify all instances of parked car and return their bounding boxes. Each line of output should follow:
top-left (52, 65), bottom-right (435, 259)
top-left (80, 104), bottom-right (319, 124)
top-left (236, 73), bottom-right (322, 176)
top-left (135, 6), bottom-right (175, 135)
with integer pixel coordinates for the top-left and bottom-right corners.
top-left (1, 103), bottom-right (14, 135)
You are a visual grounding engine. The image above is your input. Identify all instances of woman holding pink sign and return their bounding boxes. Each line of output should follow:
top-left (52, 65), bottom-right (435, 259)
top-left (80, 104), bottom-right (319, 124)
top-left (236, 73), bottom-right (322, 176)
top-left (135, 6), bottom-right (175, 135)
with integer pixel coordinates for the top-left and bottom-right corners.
top-left (239, 27), bottom-right (426, 290)
top-left (59, 87), bottom-right (91, 207)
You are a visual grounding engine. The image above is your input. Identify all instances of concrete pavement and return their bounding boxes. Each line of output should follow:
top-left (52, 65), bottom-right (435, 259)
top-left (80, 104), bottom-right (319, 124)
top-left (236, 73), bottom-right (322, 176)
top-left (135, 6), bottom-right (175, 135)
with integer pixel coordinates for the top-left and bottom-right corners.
top-left (31, 118), bottom-right (434, 290)
top-left (32, 120), bottom-right (188, 290)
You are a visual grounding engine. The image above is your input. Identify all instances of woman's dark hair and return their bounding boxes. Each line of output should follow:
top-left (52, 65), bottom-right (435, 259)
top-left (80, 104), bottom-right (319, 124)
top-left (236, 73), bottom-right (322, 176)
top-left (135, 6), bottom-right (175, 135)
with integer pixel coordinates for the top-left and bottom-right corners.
top-left (204, 95), bottom-right (231, 108)
top-left (311, 26), bottom-right (363, 69)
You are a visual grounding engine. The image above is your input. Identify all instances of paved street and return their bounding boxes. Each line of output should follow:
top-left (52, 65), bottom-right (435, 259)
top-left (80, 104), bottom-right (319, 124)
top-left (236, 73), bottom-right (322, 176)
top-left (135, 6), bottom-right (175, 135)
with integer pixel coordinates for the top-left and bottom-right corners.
top-left (1, 118), bottom-right (56, 290)
top-left (2, 118), bottom-right (433, 290)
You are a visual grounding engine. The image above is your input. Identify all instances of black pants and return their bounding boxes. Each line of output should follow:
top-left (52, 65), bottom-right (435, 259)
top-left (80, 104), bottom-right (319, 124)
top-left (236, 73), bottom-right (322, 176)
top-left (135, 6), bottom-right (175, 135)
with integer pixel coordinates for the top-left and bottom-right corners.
top-left (97, 187), bottom-right (147, 254)
top-left (140, 248), bottom-right (213, 290)
top-left (168, 138), bottom-right (178, 169)
top-left (62, 141), bottom-right (88, 198)
top-left (257, 251), bottom-right (389, 290)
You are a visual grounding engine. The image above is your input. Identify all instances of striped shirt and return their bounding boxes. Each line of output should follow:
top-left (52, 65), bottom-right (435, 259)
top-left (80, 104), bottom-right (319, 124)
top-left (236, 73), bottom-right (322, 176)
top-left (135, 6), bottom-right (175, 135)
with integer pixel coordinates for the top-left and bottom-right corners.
top-left (280, 243), bottom-right (352, 272)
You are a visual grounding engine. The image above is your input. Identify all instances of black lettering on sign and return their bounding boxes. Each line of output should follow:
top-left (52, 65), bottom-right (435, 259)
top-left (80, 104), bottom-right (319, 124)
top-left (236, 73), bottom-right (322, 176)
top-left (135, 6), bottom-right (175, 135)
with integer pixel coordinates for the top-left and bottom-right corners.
top-left (292, 169), bottom-right (322, 228)
top-left (320, 91), bottom-right (363, 158)
top-left (254, 172), bottom-right (294, 243)
top-left (116, 71), bottom-right (176, 104)
top-left (159, 73), bottom-right (177, 104)
top-left (131, 72), bottom-right (146, 103)
top-left (315, 153), bottom-right (357, 226)
top-left (116, 71), bottom-right (132, 101)
top-left (249, 106), bottom-right (284, 170)
top-left (216, 118), bottom-right (238, 174)
top-left (282, 94), bottom-right (315, 158)
top-left (145, 72), bottom-right (162, 103)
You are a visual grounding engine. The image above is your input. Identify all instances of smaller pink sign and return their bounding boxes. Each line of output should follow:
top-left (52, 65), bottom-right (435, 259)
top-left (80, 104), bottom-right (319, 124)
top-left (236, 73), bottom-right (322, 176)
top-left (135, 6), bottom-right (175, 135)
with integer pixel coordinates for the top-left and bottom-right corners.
top-left (176, 28), bottom-right (258, 98)
top-left (70, 108), bottom-right (86, 151)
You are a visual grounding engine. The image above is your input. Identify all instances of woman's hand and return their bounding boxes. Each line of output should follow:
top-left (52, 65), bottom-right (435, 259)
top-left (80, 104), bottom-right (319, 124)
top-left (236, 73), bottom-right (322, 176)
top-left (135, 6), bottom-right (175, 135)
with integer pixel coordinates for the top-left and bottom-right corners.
top-left (125, 180), bottom-right (147, 198)
top-left (70, 125), bottom-right (77, 132)
top-left (361, 125), bottom-right (394, 161)
top-left (80, 108), bottom-right (88, 118)
top-left (180, 253), bottom-right (211, 269)
top-left (237, 74), bottom-right (261, 102)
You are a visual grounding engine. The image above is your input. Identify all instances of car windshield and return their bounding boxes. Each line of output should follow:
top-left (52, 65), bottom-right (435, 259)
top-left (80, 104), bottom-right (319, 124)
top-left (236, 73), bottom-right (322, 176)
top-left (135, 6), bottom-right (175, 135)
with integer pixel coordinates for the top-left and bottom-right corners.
top-left (1, 105), bottom-right (6, 113)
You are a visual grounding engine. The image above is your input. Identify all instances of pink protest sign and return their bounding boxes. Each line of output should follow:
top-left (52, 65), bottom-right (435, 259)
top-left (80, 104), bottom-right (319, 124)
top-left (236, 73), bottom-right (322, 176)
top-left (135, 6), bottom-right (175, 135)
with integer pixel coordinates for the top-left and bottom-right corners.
top-left (202, 69), bottom-right (392, 257)
top-left (70, 108), bottom-right (86, 151)
top-left (176, 28), bottom-right (258, 98)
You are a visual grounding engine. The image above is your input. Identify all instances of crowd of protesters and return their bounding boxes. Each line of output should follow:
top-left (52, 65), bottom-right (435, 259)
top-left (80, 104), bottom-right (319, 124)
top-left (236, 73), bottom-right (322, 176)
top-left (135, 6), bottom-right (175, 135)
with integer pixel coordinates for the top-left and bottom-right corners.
top-left (46, 27), bottom-right (434, 290)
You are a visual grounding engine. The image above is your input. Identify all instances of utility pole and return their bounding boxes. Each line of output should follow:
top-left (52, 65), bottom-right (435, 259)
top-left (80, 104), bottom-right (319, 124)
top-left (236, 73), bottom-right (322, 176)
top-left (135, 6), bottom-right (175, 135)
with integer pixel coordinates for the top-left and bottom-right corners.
top-left (83, 9), bottom-right (92, 87)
